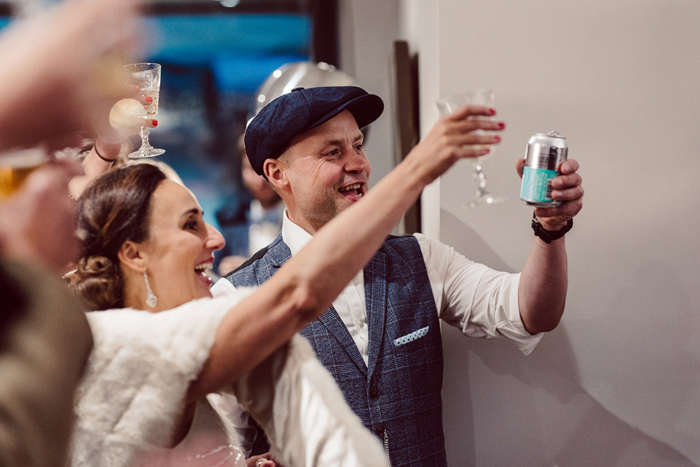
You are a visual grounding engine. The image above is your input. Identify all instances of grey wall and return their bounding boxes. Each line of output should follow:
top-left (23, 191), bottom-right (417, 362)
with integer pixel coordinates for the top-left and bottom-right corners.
top-left (342, 0), bottom-right (700, 465)
top-left (416, 0), bottom-right (700, 465)
top-left (337, 0), bottom-right (400, 186)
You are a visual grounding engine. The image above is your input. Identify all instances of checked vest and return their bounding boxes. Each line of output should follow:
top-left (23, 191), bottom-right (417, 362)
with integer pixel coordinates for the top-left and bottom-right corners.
top-left (228, 234), bottom-right (448, 466)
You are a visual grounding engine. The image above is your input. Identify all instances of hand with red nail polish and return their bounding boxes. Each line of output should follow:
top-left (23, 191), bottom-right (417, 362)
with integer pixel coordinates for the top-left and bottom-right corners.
top-left (434, 89), bottom-right (506, 206)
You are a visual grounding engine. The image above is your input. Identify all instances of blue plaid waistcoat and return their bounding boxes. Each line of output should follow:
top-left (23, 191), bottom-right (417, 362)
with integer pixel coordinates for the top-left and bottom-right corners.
top-left (228, 234), bottom-right (447, 466)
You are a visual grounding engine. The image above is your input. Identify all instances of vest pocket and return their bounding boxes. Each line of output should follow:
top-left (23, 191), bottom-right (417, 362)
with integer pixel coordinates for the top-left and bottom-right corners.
top-left (393, 326), bottom-right (429, 347)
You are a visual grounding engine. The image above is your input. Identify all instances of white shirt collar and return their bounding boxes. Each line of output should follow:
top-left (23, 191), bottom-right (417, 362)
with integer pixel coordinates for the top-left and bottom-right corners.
top-left (281, 210), bottom-right (313, 257)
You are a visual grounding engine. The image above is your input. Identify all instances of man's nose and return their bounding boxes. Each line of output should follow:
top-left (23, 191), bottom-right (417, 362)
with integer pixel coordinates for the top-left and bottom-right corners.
top-left (344, 147), bottom-right (370, 173)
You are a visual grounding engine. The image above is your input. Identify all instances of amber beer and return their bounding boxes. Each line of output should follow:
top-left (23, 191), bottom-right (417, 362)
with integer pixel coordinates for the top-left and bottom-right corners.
top-left (0, 149), bottom-right (47, 200)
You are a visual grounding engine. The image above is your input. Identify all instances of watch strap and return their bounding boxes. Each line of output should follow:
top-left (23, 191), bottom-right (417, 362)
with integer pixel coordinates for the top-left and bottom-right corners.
top-left (531, 212), bottom-right (573, 244)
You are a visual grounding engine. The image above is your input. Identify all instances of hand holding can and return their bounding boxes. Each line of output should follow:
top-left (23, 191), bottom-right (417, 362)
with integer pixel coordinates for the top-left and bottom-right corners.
top-left (520, 131), bottom-right (568, 206)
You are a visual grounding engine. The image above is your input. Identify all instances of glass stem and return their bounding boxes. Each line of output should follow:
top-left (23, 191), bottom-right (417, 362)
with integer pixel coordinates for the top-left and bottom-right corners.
top-left (139, 126), bottom-right (153, 150)
top-left (472, 160), bottom-right (489, 196)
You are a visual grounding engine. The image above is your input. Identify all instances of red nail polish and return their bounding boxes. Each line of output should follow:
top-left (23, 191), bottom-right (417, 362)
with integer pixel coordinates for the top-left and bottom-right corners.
top-left (152, 120), bottom-right (158, 127)
top-left (489, 108), bottom-right (497, 116)
top-left (494, 135), bottom-right (501, 142)
top-left (145, 96), bottom-right (153, 103)
top-left (498, 122), bottom-right (506, 129)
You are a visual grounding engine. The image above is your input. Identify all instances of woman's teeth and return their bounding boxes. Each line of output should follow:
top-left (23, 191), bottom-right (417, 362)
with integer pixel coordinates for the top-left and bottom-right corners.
top-left (195, 263), bottom-right (211, 275)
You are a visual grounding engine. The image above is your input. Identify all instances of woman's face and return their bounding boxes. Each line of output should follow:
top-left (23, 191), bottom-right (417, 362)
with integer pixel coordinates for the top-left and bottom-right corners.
top-left (138, 180), bottom-right (224, 309)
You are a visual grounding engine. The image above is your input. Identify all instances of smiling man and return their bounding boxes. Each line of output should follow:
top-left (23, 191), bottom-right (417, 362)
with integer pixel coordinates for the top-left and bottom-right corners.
top-left (212, 86), bottom-right (584, 466)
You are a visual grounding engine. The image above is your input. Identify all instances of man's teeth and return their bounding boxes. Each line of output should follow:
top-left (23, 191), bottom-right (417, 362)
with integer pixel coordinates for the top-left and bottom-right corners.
top-left (340, 183), bottom-right (362, 194)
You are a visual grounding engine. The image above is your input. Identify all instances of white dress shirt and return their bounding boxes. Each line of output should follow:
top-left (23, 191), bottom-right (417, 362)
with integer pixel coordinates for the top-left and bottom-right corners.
top-left (212, 213), bottom-right (542, 365)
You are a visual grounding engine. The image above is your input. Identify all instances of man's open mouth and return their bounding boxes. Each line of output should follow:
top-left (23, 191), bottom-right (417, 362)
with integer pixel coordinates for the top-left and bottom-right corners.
top-left (339, 183), bottom-right (363, 198)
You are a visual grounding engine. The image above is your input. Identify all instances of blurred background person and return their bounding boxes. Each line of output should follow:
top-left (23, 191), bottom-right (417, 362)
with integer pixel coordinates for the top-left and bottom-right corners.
top-left (215, 135), bottom-right (284, 276)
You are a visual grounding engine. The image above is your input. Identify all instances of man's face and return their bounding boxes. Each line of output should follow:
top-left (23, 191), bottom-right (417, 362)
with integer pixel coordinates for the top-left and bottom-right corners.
top-left (276, 110), bottom-right (371, 234)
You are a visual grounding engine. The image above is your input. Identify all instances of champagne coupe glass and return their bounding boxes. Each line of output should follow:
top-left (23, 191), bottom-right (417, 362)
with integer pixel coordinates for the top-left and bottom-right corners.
top-left (435, 89), bottom-right (505, 207)
top-left (124, 63), bottom-right (164, 158)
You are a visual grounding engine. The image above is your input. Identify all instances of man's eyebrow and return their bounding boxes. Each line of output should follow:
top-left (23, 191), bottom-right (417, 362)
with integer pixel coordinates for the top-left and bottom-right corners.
top-left (324, 133), bottom-right (364, 146)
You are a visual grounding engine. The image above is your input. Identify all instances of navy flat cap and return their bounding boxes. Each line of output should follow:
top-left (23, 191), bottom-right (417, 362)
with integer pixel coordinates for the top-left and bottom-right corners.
top-left (244, 86), bottom-right (384, 175)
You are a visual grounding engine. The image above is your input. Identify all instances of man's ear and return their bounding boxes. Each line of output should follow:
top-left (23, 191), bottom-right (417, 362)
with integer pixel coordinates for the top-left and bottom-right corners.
top-left (263, 158), bottom-right (288, 192)
top-left (117, 240), bottom-right (147, 273)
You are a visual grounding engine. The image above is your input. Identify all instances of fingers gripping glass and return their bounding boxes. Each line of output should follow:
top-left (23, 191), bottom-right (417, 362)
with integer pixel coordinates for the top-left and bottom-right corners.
top-left (435, 89), bottom-right (505, 208)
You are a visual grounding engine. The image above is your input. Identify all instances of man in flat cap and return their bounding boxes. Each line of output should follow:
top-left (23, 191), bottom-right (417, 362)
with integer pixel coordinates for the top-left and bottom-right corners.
top-left (212, 86), bottom-right (584, 466)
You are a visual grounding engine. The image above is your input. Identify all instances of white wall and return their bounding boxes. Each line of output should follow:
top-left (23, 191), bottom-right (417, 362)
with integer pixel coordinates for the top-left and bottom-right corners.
top-left (411, 0), bottom-right (700, 465)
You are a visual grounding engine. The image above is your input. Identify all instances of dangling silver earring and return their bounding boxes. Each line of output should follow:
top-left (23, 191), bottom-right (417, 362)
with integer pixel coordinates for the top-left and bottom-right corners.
top-left (144, 271), bottom-right (158, 309)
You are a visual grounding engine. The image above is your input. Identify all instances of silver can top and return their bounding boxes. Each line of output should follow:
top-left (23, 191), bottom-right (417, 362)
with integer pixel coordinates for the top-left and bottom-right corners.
top-left (536, 130), bottom-right (566, 139)
top-left (528, 131), bottom-right (568, 150)
top-left (525, 131), bottom-right (568, 169)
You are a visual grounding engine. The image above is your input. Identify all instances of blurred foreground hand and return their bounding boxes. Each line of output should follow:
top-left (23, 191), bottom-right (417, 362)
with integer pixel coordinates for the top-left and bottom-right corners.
top-left (0, 0), bottom-right (141, 151)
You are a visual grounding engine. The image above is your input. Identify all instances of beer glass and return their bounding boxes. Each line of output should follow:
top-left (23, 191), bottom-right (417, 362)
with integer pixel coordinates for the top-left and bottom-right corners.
top-left (124, 63), bottom-right (164, 158)
top-left (435, 89), bottom-right (505, 207)
top-left (0, 149), bottom-right (47, 200)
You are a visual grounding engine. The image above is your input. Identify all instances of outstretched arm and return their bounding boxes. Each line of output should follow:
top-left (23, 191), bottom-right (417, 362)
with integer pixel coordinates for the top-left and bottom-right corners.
top-left (516, 158), bottom-right (584, 334)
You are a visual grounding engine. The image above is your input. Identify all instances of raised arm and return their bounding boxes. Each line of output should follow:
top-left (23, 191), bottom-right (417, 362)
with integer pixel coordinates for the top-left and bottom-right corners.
top-left (516, 158), bottom-right (584, 334)
top-left (189, 104), bottom-right (505, 399)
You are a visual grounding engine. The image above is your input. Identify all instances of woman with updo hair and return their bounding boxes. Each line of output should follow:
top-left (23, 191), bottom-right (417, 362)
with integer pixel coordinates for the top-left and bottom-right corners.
top-left (75, 164), bottom-right (166, 312)
top-left (69, 125), bottom-right (468, 466)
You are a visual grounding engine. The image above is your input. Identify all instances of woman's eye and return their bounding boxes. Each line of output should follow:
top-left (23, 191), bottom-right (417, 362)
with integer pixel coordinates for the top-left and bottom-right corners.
top-left (184, 221), bottom-right (198, 231)
top-left (355, 144), bottom-right (364, 151)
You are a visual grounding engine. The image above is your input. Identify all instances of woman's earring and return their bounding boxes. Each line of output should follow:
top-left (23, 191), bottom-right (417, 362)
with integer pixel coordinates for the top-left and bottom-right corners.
top-left (144, 271), bottom-right (158, 308)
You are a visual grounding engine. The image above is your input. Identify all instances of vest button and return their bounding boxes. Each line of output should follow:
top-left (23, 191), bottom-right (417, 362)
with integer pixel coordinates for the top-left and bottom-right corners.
top-left (369, 386), bottom-right (379, 399)
top-left (374, 426), bottom-right (385, 437)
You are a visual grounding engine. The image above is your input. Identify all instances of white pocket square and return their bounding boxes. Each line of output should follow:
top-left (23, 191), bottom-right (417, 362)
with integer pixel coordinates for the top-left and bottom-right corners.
top-left (393, 326), bottom-right (429, 347)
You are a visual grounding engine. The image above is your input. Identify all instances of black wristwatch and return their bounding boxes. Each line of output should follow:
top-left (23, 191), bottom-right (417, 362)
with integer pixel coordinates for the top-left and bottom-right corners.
top-left (531, 212), bottom-right (573, 244)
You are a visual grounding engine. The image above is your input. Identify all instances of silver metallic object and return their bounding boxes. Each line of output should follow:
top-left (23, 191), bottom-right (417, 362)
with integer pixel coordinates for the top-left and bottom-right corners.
top-left (252, 61), bottom-right (357, 119)
top-left (520, 131), bottom-right (569, 206)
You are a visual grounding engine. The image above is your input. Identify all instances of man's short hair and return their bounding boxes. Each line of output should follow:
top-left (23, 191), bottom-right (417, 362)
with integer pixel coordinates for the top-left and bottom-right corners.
top-left (244, 86), bottom-right (384, 175)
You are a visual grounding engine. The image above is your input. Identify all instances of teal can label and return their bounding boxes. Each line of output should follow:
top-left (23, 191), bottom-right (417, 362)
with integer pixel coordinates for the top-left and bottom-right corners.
top-left (520, 131), bottom-right (568, 207)
top-left (520, 167), bottom-right (558, 205)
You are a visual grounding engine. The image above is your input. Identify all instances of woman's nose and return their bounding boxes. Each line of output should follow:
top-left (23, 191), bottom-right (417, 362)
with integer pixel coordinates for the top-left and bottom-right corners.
top-left (205, 223), bottom-right (225, 251)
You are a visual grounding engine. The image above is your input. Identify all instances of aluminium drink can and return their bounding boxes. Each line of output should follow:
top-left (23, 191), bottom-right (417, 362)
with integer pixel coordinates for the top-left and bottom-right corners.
top-left (520, 131), bottom-right (568, 207)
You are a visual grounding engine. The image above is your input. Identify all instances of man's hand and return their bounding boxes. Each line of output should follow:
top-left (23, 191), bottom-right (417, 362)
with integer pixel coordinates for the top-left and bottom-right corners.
top-left (516, 158), bottom-right (584, 231)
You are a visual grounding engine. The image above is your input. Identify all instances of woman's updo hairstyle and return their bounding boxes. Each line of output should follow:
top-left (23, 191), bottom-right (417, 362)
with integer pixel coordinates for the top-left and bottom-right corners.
top-left (74, 163), bottom-right (167, 310)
